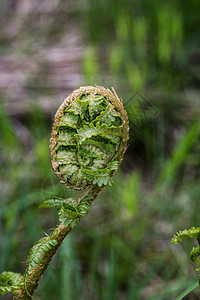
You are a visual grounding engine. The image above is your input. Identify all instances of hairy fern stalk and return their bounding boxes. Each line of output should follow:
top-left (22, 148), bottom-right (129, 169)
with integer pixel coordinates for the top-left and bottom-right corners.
top-left (0, 86), bottom-right (129, 299)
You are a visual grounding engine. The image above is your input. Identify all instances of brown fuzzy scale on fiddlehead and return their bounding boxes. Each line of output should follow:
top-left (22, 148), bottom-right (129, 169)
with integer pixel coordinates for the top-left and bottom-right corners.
top-left (50, 86), bottom-right (128, 190)
top-left (0, 86), bottom-right (128, 300)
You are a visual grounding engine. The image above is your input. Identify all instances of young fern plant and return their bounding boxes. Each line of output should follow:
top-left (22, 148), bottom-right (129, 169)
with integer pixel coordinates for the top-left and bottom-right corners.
top-left (172, 227), bottom-right (200, 283)
top-left (0, 86), bottom-right (129, 299)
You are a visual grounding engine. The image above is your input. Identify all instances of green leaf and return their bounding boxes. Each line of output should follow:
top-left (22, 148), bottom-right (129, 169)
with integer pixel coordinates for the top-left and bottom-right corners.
top-left (0, 271), bottom-right (24, 296)
top-left (0, 285), bottom-right (20, 295)
top-left (77, 144), bottom-right (106, 169)
top-left (190, 246), bottom-right (200, 266)
top-left (26, 238), bottom-right (58, 278)
top-left (79, 94), bottom-right (105, 119)
top-left (58, 203), bottom-right (78, 223)
top-left (0, 271), bottom-right (24, 286)
top-left (40, 198), bottom-right (77, 210)
top-left (54, 148), bottom-right (77, 164)
top-left (84, 168), bottom-right (110, 187)
top-left (172, 227), bottom-right (200, 244)
top-left (63, 219), bottom-right (71, 227)
top-left (83, 195), bottom-right (94, 201)
top-left (58, 112), bottom-right (80, 128)
top-left (77, 201), bottom-right (91, 216)
top-left (93, 103), bottom-right (122, 126)
top-left (70, 219), bottom-right (78, 228)
top-left (66, 100), bottom-right (86, 119)
top-left (76, 122), bottom-right (121, 145)
top-left (97, 123), bottom-right (121, 144)
top-left (108, 160), bottom-right (118, 171)
top-left (40, 199), bottom-right (68, 209)
top-left (76, 123), bottom-right (98, 144)
top-left (57, 130), bottom-right (76, 146)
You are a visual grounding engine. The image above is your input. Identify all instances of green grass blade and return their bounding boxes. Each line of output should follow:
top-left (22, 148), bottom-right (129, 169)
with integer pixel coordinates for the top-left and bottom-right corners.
top-left (156, 117), bottom-right (200, 189)
top-left (175, 281), bottom-right (199, 300)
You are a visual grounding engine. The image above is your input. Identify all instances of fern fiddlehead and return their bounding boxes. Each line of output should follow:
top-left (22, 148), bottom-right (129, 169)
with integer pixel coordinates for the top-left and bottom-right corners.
top-left (0, 86), bottom-right (129, 299)
top-left (51, 85), bottom-right (128, 190)
top-left (172, 227), bottom-right (200, 283)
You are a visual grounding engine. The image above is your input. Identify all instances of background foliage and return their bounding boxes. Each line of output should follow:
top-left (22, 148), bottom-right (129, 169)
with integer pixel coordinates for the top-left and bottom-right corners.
top-left (0, 0), bottom-right (200, 299)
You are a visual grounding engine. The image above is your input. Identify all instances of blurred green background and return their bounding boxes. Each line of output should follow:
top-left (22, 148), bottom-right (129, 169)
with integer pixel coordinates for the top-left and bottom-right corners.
top-left (0, 0), bottom-right (200, 299)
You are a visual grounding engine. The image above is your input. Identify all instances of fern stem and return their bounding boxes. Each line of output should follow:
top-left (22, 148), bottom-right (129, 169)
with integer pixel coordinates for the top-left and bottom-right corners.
top-left (17, 186), bottom-right (103, 299)
top-left (16, 223), bottom-right (73, 299)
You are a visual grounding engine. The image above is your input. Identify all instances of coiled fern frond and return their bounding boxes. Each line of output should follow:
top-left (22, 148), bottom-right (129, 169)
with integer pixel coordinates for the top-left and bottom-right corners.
top-left (51, 85), bottom-right (128, 190)
top-left (172, 227), bottom-right (200, 282)
top-left (0, 86), bottom-right (129, 299)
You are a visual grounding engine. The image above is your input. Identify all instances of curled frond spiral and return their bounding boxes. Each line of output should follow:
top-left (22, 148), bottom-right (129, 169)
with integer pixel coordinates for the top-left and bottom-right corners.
top-left (50, 86), bottom-right (129, 190)
top-left (172, 227), bottom-right (200, 282)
